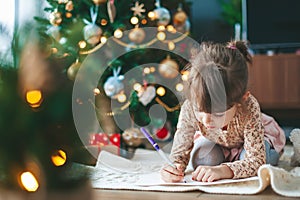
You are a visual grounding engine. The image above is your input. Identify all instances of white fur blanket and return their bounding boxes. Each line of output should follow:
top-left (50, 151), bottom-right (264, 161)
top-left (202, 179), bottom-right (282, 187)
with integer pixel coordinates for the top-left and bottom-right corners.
top-left (90, 149), bottom-right (300, 197)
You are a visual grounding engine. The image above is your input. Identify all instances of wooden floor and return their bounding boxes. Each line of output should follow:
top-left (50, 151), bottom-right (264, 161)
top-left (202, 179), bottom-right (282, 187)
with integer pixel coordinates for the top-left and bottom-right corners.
top-left (92, 187), bottom-right (296, 200)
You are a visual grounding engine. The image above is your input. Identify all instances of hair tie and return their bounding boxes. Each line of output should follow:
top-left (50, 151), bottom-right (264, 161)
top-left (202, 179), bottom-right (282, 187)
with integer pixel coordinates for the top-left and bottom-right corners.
top-left (227, 45), bottom-right (237, 50)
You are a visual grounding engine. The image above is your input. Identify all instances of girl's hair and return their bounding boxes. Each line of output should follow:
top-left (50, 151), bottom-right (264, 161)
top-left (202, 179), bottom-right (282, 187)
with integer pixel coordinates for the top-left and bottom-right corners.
top-left (185, 40), bottom-right (252, 113)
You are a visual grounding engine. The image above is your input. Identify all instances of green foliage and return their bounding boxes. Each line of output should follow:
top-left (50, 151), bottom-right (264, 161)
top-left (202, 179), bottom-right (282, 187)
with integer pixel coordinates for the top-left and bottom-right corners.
top-left (218, 0), bottom-right (242, 26)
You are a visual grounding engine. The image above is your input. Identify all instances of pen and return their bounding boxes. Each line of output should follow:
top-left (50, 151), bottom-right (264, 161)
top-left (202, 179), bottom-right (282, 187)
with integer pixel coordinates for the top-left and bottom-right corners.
top-left (140, 127), bottom-right (186, 182)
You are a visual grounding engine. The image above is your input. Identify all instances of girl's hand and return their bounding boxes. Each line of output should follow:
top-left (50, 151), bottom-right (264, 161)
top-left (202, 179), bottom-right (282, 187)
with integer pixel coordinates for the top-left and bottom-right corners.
top-left (160, 163), bottom-right (185, 183)
top-left (192, 165), bottom-right (233, 182)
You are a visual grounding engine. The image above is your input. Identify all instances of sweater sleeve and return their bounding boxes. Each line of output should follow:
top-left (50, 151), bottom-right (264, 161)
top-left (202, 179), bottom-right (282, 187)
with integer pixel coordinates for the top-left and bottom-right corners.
top-left (224, 96), bottom-right (266, 179)
top-left (169, 101), bottom-right (197, 169)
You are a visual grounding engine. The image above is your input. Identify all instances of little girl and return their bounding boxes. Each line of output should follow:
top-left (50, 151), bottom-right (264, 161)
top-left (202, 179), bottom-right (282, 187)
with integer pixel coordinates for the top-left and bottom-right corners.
top-left (160, 41), bottom-right (286, 183)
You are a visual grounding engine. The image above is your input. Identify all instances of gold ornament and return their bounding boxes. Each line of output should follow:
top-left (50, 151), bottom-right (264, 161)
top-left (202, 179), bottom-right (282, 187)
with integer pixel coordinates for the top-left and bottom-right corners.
top-left (159, 57), bottom-right (179, 79)
top-left (128, 27), bottom-right (145, 44)
top-left (67, 59), bottom-right (81, 81)
top-left (92, 0), bottom-right (106, 5)
top-left (173, 10), bottom-right (187, 26)
top-left (122, 128), bottom-right (144, 147)
top-left (49, 10), bottom-right (62, 26)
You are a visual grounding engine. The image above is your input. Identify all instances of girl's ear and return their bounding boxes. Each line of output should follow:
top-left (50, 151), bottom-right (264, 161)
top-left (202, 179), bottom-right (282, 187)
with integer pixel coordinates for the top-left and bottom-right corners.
top-left (243, 91), bottom-right (250, 101)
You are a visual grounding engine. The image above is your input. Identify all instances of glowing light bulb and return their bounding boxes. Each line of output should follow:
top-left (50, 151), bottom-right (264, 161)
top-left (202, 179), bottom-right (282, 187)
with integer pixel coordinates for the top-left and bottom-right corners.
top-left (94, 88), bottom-right (101, 96)
top-left (117, 93), bottom-right (127, 103)
top-left (130, 16), bottom-right (139, 25)
top-left (78, 40), bottom-right (87, 49)
top-left (100, 36), bottom-right (107, 43)
top-left (157, 25), bottom-right (165, 31)
top-left (114, 29), bottom-right (123, 38)
top-left (141, 19), bottom-right (147, 24)
top-left (156, 32), bottom-right (166, 41)
top-left (20, 171), bottom-right (39, 192)
top-left (156, 87), bottom-right (166, 96)
top-left (168, 41), bottom-right (175, 50)
top-left (181, 71), bottom-right (189, 81)
top-left (101, 19), bottom-right (108, 26)
top-left (51, 150), bottom-right (67, 167)
top-left (148, 11), bottom-right (155, 20)
top-left (133, 83), bottom-right (142, 92)
top-left (143, 67), bottom-right (151, 74)
top-left (26, 90), bottom-right (43, 108)
top-left (167, 25), bottom-right (176, 33)
top-left (176, 83), bottom-right (184, 92)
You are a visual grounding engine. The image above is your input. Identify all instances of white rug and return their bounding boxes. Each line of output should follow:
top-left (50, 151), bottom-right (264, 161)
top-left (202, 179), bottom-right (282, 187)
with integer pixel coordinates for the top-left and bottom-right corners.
top-left (90, 149), bottom-right (300, 197)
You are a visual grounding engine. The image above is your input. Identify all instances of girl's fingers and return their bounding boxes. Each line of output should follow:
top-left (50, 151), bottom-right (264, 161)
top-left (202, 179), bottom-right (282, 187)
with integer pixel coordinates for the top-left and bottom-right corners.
top-left (160, 166), bottom-right (184, 183)
top-left (163, 164), bottom-right (184, 176)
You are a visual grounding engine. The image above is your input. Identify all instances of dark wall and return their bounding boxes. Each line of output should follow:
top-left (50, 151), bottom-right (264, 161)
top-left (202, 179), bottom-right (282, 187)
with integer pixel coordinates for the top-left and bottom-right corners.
top-left (189, 0), bottom-right (234, 43)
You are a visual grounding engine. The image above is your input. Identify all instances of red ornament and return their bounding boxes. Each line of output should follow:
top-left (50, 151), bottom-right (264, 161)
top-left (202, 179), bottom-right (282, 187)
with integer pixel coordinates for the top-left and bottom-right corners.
top-left (155, 127), bottom-right (169, 140)
top-left (109, 133), bottom-right (121, 147)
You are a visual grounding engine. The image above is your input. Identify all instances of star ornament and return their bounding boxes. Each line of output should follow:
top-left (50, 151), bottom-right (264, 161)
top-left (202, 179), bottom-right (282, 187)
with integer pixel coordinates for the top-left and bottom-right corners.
top-left (131, 1), bottom-right (146, 17)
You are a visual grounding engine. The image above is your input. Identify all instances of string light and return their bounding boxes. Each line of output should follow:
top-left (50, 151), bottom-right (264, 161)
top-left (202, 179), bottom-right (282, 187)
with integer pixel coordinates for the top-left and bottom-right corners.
top-left (78, 40), bottom-right (87, 49)
top-left (65, 12), bottom-right (72, 18)
top-left (168, 41), bottom-right (175, 50)
top-left (114, 29), bottom-right (123, 39)
top-left (167, 25), bottom-right (176, 33)
top-left (94, 88), bottom-right (101, 95)
top-left (156, 86), bottom-right (166, 96)
top-left (130, 16), bottom-right (139, 25)
top-left (101, 19), bottom-right (108, 26)
top-left (133, 83), bottom-right (142, 92)
top-left (176, 83), bottom-right (184, 92)
top-left (100, 36), bottom-right (107, 44)
top-left (156, 31), bottom-right (166, 41)
top-left (143, 67), bottom-right (151, 74)
top-left (157, 25), bottom-right (165, 31)
top-left (181, 70), bottom-right (189, 81)
top-left (150, 66), bottom-right (156, 73)
top-left (26, 90), bottom-right (43, 108)
top-left (20, 171), bottom-right (39, 192)
top-left (141, 19), bottom-right (147, 24)
top-left (117, 93), bottom-right (127, 103)
top-left (148, 11), bottom-right (155, 20)
top-left (51, 149), bottom-right (67, 167)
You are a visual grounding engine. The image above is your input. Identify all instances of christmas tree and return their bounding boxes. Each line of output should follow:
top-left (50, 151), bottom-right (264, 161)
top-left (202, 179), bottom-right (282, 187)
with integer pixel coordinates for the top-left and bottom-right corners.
top-left (0, 0), bottom-right (195, 195)
top-left (34, 0), bottom-right (194, 151)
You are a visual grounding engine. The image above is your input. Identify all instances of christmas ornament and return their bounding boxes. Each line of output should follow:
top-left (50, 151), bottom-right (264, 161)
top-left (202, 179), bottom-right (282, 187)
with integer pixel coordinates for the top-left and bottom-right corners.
top-left (49, 10), bottom-right (62, 26)
top-left (104, 67), bottom-right (124, 98)
top-left (107, 0), bottom-right (116, 23)
top-left (122, 127), bottom-right (144, 147)
top-left (159, 56), bottom-right (179, 79)
top-left (65, 1), bottom-right (74, 12)
top-left (128, 27), bottom-right (145, 44)
top-left (173, 5), bottom-right (190, 33)
top-left (131, 1), bottom-right (146, 17)
top-left (153, 7), bottom-right (171, 26)
top-left (92, 0), bottom-right (106, 5)
top-left (83, 24), bottom-right (102, 45)
top-left (67, 59), bottom-right (81, 81)
top-left (173, 10), bottom-right (187, 26)
top-left (155, 127), bottom-right (171, 141)
top-left (138, 85), bottom-right (156, 106)
top-left (83, 7), bottom-right (102, 45)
